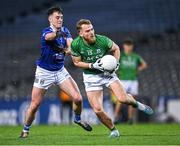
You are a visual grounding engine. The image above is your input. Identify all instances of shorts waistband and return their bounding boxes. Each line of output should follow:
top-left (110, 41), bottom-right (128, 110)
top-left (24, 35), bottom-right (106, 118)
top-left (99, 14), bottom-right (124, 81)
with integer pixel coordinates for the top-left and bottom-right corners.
top-left (37, 66), bottom-right (64, 73)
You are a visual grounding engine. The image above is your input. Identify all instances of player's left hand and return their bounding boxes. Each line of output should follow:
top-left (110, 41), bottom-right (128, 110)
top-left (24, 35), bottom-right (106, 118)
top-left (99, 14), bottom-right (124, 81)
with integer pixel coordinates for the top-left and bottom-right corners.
top-left (55, 31), bottom-right (61, 38)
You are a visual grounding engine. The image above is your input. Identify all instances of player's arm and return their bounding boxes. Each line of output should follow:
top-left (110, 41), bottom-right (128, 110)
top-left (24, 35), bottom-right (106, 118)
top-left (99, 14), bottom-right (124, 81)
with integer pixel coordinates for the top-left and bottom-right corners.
top-left (65, 38), bottom-right (73, 55)
top-left (72, 55), bottom-right (103, 70)
top-left (71, 41), bottom-right (103, 71)
top-left (109, 42), bottom-right (120, 61)
top-left (107, 42), bottom-right (120, 72)
top-left (45, 31), bottom-right (59, 41)
top-left (72, 56), bottom-right (90, 69)
top-left (71, 42), bottom-right (90, 69)
top-left (138, 59), bottom-right (147, 72)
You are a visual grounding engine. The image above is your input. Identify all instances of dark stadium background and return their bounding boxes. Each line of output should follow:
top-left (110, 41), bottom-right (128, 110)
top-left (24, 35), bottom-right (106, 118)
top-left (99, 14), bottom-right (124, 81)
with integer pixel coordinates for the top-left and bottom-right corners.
top-left (0, 0), bottom-right (180, 125)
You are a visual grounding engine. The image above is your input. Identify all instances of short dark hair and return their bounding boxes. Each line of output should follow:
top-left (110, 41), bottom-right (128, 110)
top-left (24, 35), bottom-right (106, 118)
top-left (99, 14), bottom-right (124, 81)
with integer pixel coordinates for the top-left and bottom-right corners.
top-left (47, 6), bottom-right (63, 16)
top-left (76, 19), bottom-right (92, 32)
top-left (123, 38), bottom-right (134, 45)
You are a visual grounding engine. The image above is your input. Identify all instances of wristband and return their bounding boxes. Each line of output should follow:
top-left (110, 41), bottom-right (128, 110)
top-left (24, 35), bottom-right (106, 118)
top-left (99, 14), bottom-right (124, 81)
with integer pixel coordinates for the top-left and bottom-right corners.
top-left (89, 63), bottom-right (92, 69)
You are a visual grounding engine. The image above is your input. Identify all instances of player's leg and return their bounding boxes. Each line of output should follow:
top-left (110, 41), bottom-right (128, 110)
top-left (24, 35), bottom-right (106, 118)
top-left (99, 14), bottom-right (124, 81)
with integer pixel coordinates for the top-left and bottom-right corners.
top-left (20, 87), bottom-right (46, 138)
top-left (114, 102), bottom-right (123, 124)
top-left (59, 76), bottom-right (92, 131)
top-left (20, 66), bottom-right (53, 138)
top-left (112, 80), bottom-right (130, 123)
top-left (87, 90), bottom-right (119, 137)
top-left (87, 90), bottom-right (113, 129)
top-left (25, 87), bottom-right (46, 125)
top-left (127, 98), bottom-right (135, 124)
top-left (109, 80), bottom-right (153, 115)
top-left (111, 90), bottom-right (124, 124)
top-left (127, 81), bottom-right (139, 124)
top-left (59, 77), bottom-right (82, 114)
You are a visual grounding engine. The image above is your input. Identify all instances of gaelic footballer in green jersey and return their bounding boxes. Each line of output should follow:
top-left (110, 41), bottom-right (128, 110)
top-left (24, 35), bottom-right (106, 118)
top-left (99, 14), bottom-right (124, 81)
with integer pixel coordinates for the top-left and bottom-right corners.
top-left (113, 38), bottom-right (147, 124)
top-left (119, 52), bottom-right (144, 80)
top-left (71, 19), bottom-right (153, 138)
top-left (71, 34), bottom-right (113, 74)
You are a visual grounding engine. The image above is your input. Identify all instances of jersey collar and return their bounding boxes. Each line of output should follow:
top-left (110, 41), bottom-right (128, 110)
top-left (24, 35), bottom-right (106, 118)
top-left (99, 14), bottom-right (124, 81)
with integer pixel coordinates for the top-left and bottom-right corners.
top-left (50, 25), bottom-right (62, 32)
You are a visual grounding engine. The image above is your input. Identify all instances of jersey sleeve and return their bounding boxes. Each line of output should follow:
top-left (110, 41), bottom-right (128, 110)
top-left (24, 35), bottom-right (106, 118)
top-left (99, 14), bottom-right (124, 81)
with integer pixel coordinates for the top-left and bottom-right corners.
top-left (62, 27), bottom-right (72, 38)
top-left (71, 40), bottom-right (81, 57)
top-left (41, 28), bottom-right (53, 40)
top-left (101, 35), bottom-right (113, 51)
top-left (137, 54), bottom-right (144, 65)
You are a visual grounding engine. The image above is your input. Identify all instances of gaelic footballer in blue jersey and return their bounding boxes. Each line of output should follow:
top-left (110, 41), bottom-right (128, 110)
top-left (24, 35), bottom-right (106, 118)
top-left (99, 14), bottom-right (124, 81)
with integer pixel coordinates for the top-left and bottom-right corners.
top-left (37, 26), bottom-right (72, 71)
top-left (20, 6), bottom-right (92, 138)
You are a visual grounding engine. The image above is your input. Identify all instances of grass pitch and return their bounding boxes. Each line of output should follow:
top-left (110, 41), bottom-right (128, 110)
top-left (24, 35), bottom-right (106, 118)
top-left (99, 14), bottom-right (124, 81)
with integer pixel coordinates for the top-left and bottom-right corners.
top-left (0, 124), bottom-right (179, 145)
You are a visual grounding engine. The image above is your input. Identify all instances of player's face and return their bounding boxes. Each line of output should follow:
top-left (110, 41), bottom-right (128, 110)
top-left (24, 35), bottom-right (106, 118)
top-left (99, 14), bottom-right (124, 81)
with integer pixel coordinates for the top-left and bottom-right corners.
top-left (123, 44), bottom-right (133, 54)
top-left (79, 24), bottom-right (96, 44)
top-left (49, 12), bottom-right (63, 30)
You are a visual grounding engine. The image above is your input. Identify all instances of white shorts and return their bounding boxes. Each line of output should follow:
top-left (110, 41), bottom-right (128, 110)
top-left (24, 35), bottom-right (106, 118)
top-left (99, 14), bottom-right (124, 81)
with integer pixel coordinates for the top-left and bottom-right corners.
top-left (33, 66), bottom-right (71, 89)
top-left (83, 73), bottom-right (119, 91)
top-left (121, 80), bottom-right (139, 95)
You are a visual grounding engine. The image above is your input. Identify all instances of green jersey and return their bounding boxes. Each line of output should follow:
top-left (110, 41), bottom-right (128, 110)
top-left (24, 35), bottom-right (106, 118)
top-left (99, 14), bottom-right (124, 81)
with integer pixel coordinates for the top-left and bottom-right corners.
top-left (71, 34), bottom-right (113, 74)
top-left (118, 52), bottom-right (143, 80)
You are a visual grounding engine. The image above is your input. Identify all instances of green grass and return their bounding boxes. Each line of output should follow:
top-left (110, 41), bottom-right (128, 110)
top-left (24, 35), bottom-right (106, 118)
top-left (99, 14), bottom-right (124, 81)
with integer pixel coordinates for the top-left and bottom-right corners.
top-left (0, 124), bottom-right (180, 145)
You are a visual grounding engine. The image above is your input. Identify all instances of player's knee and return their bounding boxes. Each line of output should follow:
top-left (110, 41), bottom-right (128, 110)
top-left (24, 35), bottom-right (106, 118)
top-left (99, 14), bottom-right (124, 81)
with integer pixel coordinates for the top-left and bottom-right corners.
top-left (117, 93), bottom-right (134, 104)
top-left (116, 95), bottom-right (127, 103)
top-left (93, 107), bottom-right (103, 115)
top-left (73, 93), bottom-right (82, 103)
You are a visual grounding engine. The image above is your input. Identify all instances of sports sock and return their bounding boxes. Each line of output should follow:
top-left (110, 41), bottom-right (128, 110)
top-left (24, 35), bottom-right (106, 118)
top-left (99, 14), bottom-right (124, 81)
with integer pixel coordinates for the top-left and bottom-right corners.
top-left (127, 119), bottom-right (133, 124)
top-left (136, 101), bottom-right (146, 111)
top-left (111, 126), bottom-right (116, 131)
top-left (23, 124), bottom-right (31, 133)
top-left (74, 114), bottom-right (81, 122)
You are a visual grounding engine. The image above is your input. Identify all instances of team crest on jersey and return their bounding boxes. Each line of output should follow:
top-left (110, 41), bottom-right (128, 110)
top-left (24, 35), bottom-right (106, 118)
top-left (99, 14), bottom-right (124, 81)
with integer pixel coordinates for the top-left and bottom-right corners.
top-left (97, 49), bottom-right (101, 54)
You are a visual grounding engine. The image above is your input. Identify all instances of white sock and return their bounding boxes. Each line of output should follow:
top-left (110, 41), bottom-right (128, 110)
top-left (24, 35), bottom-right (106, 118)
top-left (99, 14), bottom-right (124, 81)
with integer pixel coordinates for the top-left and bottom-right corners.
top-left (23, 129), bottom-right (29, 133)
top-left (137, 101), bottom-right (146, 111)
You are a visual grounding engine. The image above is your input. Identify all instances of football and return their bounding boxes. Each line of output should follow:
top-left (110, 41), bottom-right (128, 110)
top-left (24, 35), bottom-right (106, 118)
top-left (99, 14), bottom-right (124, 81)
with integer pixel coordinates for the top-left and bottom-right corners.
top-left (100, 55), bottom-right (117, 71)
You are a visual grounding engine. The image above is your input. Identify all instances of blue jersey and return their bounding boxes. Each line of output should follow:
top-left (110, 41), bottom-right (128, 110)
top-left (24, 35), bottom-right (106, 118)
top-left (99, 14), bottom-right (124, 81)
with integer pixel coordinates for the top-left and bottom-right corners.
top-left (36, 26), bottom-right (72, 71)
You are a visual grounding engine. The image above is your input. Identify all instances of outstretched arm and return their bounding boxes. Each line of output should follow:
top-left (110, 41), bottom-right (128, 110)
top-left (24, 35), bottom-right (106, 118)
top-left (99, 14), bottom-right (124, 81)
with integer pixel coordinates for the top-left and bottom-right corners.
top-left (65, 38), bottom-right (73, 55)
top-left (45, 31), bottom-right (59, 41)
top-left (45, 30), bottom-right (73, 55)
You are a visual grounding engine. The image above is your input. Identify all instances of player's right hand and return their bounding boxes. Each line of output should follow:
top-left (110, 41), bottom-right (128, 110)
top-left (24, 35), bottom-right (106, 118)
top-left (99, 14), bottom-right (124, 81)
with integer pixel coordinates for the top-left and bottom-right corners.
top-left (90, 58), bottom-right (104, 71)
